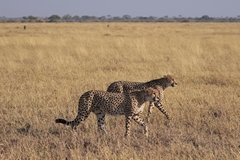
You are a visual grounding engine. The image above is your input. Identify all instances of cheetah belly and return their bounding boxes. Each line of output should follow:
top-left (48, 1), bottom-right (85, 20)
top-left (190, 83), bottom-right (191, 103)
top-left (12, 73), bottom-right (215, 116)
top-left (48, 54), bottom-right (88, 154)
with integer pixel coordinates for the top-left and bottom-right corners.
top-left (106, 107), bottom-right (125, 116)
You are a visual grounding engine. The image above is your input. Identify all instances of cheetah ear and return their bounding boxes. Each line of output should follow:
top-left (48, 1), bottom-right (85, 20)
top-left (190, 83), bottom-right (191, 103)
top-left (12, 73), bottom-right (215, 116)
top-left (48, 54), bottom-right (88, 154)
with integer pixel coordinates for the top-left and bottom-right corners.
top-left (163, 75), bottom-right (169, 79)
top-left (146, 87), bottom-right (155, 94)
top-left (164, 74), bottom-right (172, 80)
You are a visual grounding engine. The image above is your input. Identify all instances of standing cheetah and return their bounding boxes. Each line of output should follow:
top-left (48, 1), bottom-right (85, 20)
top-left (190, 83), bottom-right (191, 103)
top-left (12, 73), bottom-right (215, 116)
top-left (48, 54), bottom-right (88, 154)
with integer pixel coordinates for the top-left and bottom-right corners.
top-left (55, 87), bottom-right (160, 137)
top-left (107, 75), bottom-right (177, 121)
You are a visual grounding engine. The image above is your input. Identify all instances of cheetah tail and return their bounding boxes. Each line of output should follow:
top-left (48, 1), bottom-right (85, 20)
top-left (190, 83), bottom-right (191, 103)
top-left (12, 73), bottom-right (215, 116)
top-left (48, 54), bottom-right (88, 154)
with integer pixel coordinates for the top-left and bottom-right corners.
top-left (55, 119), bottom-right (72, 126)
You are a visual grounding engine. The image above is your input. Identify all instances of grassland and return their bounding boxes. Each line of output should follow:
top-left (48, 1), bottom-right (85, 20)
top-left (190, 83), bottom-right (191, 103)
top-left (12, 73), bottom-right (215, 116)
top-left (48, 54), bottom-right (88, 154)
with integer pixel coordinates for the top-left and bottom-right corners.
top-left (0, 22), bottom-right (240, 160)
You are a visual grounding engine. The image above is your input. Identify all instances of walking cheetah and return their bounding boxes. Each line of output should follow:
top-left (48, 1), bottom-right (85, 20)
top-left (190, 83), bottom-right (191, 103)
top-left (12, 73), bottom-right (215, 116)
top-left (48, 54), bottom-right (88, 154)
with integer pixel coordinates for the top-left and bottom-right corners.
top-left (107, 75), bottom-right (177, 121)
top-left (55, 87), bottom-right (160, 137)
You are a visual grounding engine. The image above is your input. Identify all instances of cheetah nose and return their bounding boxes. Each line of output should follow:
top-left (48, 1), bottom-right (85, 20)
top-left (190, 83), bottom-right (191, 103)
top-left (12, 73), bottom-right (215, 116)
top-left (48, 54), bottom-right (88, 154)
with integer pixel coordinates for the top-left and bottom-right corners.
top-left (171, 83), bottom-right (176, 87)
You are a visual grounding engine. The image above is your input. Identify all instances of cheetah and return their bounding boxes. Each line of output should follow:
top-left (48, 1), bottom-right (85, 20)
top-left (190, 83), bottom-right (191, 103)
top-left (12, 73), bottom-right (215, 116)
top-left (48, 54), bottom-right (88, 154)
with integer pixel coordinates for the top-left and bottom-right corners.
top-left (107, 75), bottom-right (177, 122)
top-left (55, 87), bottom-right (160, 137)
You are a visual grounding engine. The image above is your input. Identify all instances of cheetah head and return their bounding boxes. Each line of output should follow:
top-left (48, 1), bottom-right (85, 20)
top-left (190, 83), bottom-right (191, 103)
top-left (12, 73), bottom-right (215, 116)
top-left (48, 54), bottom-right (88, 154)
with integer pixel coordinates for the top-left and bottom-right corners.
top-left (145, 87), bottom-right (160, 103)
top-left (164, 75), bottom-right (177, 87)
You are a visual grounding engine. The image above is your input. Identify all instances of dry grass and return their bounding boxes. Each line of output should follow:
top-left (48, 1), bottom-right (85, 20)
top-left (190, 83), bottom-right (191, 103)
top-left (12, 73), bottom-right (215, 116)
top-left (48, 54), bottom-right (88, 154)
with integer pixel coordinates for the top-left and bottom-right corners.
top-left (1, 22), bottom-right (240, 160)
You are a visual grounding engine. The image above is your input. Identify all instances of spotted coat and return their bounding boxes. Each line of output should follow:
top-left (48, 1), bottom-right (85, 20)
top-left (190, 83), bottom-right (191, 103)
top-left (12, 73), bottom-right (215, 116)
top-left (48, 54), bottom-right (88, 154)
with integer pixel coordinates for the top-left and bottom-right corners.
top-left (56, 87), bottom-right (160, 137)
top-left (107, 75), bottom-right (177, 121)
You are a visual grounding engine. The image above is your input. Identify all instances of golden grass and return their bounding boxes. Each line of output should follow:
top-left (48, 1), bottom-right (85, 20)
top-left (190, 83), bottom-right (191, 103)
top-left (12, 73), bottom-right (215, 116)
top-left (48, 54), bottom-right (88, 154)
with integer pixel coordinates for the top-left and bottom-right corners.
top-left (1, 22), bottom-right (240, 159)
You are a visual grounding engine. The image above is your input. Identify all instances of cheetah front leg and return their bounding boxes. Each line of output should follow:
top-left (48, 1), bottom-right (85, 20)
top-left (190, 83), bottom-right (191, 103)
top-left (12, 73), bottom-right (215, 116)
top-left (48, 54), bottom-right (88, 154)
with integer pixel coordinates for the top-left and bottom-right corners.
top-left (125, 115), bottom-right (132, 137)
top-left (154, 101), bottom-right (170, 120)
top-left (146, 102), bottom-right (154, 122)
top-left (95, 111), bottom-right (107, 134)
top-left (132, 114), bottom-right (148, 137)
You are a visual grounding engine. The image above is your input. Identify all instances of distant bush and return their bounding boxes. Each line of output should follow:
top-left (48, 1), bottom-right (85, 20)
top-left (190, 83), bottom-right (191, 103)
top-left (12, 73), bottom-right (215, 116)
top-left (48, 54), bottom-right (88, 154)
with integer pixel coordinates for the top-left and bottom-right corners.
top-left (1, 14), bottom-right (240, 23)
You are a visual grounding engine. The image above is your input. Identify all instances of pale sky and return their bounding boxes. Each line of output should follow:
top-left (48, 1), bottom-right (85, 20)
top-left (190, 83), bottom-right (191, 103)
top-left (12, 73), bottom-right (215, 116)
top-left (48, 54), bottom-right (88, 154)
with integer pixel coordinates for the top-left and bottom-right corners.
top-left (1, 0), bottom-right (239, 18)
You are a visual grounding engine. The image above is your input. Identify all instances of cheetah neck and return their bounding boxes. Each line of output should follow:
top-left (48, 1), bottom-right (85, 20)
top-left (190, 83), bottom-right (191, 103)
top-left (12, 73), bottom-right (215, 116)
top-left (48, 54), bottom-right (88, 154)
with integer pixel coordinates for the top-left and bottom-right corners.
top-left (146, 78), bottom-right (169, 91)
top-left (130, 91), bottom-right (147, 105)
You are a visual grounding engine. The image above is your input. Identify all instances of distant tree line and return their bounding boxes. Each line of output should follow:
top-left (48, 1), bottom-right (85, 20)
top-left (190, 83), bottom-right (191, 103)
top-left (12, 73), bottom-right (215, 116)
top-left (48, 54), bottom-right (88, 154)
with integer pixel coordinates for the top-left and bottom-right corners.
top-left (1, 14), bottom-right (240, 23)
